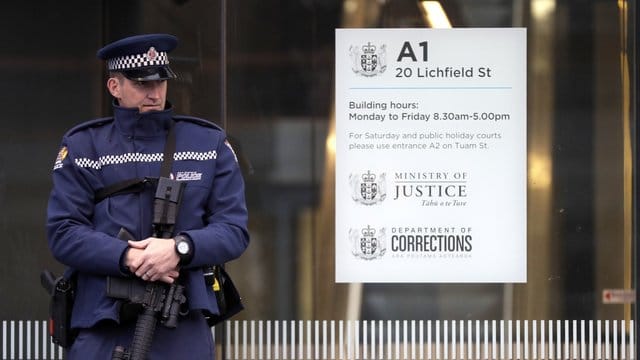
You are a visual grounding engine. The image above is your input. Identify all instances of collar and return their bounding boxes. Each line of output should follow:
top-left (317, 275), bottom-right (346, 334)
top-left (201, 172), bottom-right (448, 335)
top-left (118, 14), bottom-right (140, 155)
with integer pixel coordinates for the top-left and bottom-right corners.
top-left (112, 101), bottom-right (173, 137)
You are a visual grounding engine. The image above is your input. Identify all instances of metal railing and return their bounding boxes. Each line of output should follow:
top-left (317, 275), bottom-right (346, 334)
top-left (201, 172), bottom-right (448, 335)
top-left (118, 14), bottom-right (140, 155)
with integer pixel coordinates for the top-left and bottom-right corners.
top-left (2, 319), bottom-right (636, 359)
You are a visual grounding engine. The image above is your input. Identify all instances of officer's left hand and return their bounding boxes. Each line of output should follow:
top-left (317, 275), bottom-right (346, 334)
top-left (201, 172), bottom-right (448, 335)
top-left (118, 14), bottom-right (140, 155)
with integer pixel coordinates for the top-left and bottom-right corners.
top-left (128, 238), bottom-right (180, 283)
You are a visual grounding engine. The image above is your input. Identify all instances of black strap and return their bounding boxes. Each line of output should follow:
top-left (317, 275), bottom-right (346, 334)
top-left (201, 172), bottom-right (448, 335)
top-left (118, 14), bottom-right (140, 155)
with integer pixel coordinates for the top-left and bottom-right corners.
top-left (160, 123), bottom-right (176, 178)
top-left (94, 122), bottom-right (176, 203)
top-left (94, 178), bottom-right (152, 203)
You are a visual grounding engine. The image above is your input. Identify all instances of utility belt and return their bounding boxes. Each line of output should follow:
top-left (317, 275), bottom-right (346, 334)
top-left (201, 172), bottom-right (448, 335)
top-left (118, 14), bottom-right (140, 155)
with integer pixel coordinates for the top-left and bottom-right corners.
top-left (39, 263), bottom-right (238, 349)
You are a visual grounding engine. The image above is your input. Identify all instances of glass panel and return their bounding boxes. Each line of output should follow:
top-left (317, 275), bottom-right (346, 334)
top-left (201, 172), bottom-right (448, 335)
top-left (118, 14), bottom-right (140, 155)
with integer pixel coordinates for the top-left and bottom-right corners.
top-left (224, 0), bottom-right (340, 320)
top-left (0, 2), bottom-right (104, 321)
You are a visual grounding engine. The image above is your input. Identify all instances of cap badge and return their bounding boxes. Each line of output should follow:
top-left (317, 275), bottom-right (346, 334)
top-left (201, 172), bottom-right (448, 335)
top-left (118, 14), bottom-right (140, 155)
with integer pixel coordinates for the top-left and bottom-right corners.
top-left (145, 47), bottom-right (159, 61)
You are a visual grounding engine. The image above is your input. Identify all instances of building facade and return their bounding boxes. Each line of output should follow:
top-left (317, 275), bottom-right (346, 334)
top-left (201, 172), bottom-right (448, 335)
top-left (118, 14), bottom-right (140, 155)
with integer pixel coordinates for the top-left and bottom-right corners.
top-left (0, 0), bottom-right (637, 358)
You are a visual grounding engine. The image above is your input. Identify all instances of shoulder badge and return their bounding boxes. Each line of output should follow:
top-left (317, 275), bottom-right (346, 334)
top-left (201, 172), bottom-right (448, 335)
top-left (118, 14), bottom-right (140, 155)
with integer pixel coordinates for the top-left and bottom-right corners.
top-left (53, 146), bottom-right (68, 170)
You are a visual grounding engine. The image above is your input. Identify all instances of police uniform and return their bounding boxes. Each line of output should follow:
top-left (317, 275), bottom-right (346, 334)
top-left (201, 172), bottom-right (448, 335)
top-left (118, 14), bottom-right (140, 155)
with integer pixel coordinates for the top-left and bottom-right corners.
top-left (46, 34), bottom-right (249, 359)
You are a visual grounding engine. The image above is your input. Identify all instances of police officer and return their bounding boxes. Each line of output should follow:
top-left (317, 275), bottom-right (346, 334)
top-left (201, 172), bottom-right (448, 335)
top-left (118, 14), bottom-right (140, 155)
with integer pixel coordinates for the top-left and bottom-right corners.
top-left (46, 34), bottom-right (249, 359)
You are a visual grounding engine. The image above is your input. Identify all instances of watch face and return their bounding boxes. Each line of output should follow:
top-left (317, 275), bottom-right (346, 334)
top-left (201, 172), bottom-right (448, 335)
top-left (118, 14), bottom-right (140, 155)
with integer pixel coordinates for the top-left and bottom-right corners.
top-left (177, 241), bottom-right (190, 255)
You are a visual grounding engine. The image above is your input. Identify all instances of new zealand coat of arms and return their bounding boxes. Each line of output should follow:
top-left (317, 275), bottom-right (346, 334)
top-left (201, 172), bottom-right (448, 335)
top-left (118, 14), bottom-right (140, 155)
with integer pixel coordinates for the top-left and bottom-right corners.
top-left (349, 42), bottom-right (387, 77)
top-left (350, 171), bottom-right (386, 205)
top-left (350, 226), bottom-right (386, 260)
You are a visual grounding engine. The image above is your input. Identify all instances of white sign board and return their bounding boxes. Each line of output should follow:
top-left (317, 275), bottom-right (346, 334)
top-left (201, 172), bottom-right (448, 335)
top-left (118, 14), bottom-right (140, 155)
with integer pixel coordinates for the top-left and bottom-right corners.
top-left (602, 289), bottom-right (635, 304)
top-left (335, 28), bottom-right (527, 283)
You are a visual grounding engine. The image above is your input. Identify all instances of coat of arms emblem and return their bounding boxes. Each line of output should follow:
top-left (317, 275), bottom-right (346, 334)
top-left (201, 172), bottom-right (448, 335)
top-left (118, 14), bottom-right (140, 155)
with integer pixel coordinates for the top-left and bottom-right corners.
top-left (350, 171), bottom-right (386, 205)
top-left (349, 42), bottom-right (387, 77)
top-left (350, 226), bottom-right (386, 260)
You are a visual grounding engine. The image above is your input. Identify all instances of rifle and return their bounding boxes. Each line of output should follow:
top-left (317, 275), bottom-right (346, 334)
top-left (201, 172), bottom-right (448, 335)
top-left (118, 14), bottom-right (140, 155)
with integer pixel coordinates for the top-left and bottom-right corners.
top-left (109, 177), bottom-right (186, 360)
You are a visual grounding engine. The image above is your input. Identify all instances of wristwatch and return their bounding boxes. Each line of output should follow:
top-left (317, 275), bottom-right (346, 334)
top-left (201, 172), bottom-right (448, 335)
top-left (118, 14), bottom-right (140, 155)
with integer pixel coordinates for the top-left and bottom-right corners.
top-left (174, 234), bottom-right (193, 264)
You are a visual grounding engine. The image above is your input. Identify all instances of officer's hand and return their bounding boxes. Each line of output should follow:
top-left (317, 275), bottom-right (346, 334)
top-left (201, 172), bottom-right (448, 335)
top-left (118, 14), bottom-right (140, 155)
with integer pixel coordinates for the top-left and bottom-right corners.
top-left (124, 247), bottom-right (179, 283)
top-left (127, 238), bottom-right (180, 284)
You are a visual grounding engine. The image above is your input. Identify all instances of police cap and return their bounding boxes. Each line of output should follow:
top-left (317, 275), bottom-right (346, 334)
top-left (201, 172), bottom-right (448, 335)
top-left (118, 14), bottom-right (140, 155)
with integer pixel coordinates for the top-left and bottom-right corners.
top-left (97, 34), bottom-right (178, 81)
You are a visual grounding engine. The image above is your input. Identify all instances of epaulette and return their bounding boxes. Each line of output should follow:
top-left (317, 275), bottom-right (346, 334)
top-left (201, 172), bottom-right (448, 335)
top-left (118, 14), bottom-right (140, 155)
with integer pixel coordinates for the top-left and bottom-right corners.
top-left (173, 115), bottom-right (223, 131)
top-left (65, 117), bottom-right (114, 137)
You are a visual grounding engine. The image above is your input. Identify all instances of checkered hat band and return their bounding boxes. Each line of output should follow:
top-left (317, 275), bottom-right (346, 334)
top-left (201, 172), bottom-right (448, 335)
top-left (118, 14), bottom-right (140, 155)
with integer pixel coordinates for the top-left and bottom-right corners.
top-left (107, 51), bottom-right (169, 71)
top-left (74, 150), bottom-right (218, 170)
